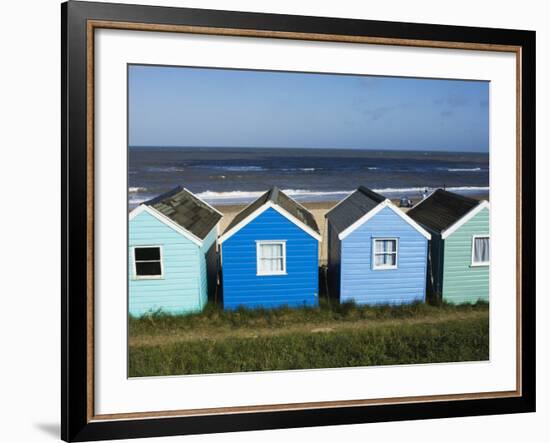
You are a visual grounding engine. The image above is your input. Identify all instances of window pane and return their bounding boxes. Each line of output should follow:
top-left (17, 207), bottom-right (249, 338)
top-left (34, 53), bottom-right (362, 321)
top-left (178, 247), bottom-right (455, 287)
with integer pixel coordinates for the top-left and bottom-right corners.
top-left (136, 261), bottom-right (162, 276)
top-left (375, 239), bottom-right (396, 253)
top-left (260, 258), bottom-right (283, 273)
top-left (259, 258), bottom-right (269, 273)
top-left (135, 247), bottom-right (161, 261)
top-left (258, 243), bottom-right (285, 274)
top-left (375, 253), bottom-right (396, 267)
top-left (474, 237), bottom-right (490, 263)
top-left (260, 243), bottom-right (283, 259)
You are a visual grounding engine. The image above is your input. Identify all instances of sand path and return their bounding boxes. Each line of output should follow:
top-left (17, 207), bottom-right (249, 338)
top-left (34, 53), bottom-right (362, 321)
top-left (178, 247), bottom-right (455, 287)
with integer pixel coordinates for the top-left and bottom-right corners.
top-left (129, 310), bottom-right (487, 347)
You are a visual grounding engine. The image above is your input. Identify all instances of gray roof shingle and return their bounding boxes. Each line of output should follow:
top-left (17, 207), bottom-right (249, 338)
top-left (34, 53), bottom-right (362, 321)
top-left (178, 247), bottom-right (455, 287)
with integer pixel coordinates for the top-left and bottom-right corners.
top-left (407, 189), bottom-right (480, 234)
top-left (144, 186), bottom-right (222, 240)
top-left (223, 187), bottom-right (319, 235)
top-left (325, 186), bottom-right (387, 233)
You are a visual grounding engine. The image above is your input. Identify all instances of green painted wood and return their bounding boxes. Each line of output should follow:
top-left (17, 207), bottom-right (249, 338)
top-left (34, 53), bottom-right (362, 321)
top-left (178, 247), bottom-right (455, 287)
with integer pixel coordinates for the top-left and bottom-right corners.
top-left (442, 207), bottom-right (489, 304)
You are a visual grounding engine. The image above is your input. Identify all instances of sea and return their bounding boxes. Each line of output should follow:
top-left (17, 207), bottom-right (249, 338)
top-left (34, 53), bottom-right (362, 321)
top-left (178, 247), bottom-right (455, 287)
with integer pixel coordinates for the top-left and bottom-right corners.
top-left (128, 147), bottom-right (489, 208)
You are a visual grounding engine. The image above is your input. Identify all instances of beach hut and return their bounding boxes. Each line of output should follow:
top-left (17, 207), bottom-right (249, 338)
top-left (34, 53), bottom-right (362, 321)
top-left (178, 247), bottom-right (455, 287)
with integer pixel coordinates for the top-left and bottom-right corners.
top-left (218, 187), bottom-right (322, 309)
top-left (128, 186), bottom-right (222, 316)
top-left (325, 186), bottom-right (431, 305)
top-left (407, 189), bottom-right (490, 304)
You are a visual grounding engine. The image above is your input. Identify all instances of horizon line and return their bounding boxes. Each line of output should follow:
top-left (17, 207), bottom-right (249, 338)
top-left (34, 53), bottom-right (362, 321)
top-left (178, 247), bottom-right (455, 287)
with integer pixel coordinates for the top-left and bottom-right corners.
top-left (128, 145), bottom-right (489, 154)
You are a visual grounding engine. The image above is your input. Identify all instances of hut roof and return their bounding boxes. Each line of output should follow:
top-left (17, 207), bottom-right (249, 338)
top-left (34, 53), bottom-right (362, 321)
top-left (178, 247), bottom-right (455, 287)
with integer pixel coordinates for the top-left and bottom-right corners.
top-left (325, 186), bottom-right (387, 234)
top-left (144, 186), bottom-right (222, 240)
top-left (223, 187), bottom-right (319, 237)
top-left (407, 189), bottom-right (480, 234)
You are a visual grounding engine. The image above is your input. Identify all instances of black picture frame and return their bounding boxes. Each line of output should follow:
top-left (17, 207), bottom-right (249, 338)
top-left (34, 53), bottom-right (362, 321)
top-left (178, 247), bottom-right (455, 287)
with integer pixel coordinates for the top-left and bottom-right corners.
top-left (61, 1), bottom-right (536, 441)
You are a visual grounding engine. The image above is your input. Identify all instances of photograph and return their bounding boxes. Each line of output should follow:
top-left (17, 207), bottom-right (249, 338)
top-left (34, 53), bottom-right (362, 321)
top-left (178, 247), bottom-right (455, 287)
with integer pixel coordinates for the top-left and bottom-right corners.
top-left (127, 64), bottom-right (491, 378)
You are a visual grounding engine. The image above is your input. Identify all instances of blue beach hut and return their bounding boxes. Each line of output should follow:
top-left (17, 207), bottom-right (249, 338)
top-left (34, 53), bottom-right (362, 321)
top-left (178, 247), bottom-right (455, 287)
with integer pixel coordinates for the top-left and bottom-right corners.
top-left (325, 186), bottom-right (431, 305)
top-left (218, 187), bottom-right (322, 310)
top-left (128, 186), bottom-right (222, 316)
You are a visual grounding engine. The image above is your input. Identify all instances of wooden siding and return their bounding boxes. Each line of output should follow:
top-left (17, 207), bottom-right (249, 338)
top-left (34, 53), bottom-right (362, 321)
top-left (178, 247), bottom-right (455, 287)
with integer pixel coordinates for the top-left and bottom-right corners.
top-left (442, 207), bottom-right (489, 304)
top-left (128, 210), bottom-right (202, 316)
top-left (221, 207), bottom-right (319, 309)
top-left (340, 206), bottom-right (428, 305)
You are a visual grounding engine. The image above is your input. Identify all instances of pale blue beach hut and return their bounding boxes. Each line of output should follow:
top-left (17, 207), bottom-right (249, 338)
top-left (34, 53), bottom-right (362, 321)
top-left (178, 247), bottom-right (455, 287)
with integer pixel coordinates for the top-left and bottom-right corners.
top-left (128, 186), bottom-right (222, 316)
top-left (218, 187), bottom-right (322, 310)
top-left (326, 186), bottom-right (431, 305)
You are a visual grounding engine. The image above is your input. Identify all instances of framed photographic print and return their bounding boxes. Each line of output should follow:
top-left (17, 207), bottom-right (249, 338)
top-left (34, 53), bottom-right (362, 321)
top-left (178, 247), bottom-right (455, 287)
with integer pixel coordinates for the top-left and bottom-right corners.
top-left (61, 1), bottom-right (536, 441)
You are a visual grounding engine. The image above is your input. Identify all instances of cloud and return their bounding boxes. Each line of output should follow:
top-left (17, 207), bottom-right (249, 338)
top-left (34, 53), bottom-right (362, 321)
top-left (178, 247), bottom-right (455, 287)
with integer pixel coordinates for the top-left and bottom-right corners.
top-left (352, 97), bottom-right (396, 121)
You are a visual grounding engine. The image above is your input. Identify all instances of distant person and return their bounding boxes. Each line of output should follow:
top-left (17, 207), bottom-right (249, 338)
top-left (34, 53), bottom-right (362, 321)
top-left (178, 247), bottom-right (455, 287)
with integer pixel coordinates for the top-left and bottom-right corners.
top-left (421, 188), bottom-right (429, 200)
top-left (399, 196), bottom-right (412, 208)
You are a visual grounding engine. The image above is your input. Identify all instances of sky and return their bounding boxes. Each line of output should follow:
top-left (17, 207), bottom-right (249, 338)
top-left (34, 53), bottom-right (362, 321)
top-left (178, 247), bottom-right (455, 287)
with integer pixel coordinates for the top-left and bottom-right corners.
top-left (128, 65), bottom-right (489, 152)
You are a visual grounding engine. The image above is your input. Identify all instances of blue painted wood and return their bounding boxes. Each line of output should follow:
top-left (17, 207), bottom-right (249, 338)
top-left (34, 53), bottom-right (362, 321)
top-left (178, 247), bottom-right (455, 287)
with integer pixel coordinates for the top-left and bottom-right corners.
top-left (129, 210), bottom-right (214, 316)
top-left (221, 207), bottom-right (319, 309)
top-left (334, 206), bottom-right (428, 305)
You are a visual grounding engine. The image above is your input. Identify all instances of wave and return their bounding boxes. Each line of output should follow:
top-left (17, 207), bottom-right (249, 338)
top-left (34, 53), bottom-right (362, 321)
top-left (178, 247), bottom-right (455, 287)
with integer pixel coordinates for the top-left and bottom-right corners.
top-left (146, 166), bottom-right (186, 173)
top-left (445, 167), bottom-right (483, 172)
top-left (129, 186), bottom-right (489, 206)
top-left (281, 167), bottom-right (317, 172)
top-left (129, 186), bottom-right (147, 193)
top-left (196, 186), bottom-right (489, 203)
top-left (201, 165), bottom-right (267, 172)
top-left (197, 165), bottom-right (320, 172)
top-left (221, 166), bottom-right (266, 172)
top-left (444, 186), bottom-right (489, 192)
top-left (196, 189), bottom-right (353, 203)
top-left (129, 197), bottom-right (147, 205)
top-left (373, 186), bottom-right (489, 195)
top-left (197, 165), bottom-right (319, 172)
top-left (196, 190), bottom-right (265, 201)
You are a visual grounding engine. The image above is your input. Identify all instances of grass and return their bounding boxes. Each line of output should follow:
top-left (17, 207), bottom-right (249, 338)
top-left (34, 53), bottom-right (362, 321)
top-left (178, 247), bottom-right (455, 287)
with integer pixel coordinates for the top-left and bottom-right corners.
top-left (128, 300), bottom-right (489, 377)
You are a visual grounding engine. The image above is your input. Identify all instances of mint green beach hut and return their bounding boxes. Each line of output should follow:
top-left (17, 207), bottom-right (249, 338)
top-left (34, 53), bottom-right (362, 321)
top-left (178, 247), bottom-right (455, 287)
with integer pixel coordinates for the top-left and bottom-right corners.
top-left (407, 189), bottom-right (490, 304)
top-left (128, 187), bottom-right (222, 316)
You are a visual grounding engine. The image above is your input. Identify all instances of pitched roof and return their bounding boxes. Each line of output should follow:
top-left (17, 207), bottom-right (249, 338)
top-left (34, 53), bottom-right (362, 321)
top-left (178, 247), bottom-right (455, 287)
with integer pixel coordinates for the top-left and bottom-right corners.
top-left (406, 189), bottom-right (480, 234)
top-left (144, 186), bottom-right (222, 240)
top-left (223, 187), bottom-right (319, 235)
top-left (325, 186), bottom-right (387, 233)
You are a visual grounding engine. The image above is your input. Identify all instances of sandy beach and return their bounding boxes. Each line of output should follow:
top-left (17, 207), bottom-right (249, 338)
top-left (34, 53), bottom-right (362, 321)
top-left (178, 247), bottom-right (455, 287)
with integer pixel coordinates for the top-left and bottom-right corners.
top-left (214, 193), bottom-right (489, 265)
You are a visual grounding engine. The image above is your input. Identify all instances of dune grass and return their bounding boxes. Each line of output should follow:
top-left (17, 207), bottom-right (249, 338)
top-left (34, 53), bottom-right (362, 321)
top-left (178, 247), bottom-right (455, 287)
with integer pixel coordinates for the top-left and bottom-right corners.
top-left (128, 301), bottom-right (489, 377)
top-left (129, 299), bottom-right (488, 336)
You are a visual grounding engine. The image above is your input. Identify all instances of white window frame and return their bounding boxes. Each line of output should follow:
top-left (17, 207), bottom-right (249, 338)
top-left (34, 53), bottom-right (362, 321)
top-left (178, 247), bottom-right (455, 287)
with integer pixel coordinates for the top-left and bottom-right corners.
top-left (471, 234), bottom-right (490, 267)
top-left (132, 245), bottom-right (164, 280)
top-left (372, 237), bottom-right (399, 270)
top-left (256, 240), bottom-right (287, 276)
